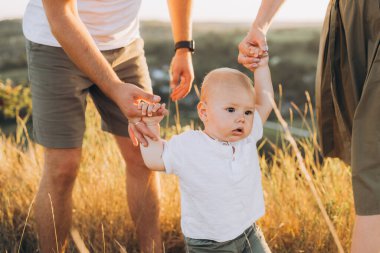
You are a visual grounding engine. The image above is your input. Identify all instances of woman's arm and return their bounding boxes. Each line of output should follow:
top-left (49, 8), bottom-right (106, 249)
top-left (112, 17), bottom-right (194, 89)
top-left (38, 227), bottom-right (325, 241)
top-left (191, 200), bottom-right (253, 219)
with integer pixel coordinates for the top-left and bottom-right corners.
top-left (238, 0), bottom-right (286, 71)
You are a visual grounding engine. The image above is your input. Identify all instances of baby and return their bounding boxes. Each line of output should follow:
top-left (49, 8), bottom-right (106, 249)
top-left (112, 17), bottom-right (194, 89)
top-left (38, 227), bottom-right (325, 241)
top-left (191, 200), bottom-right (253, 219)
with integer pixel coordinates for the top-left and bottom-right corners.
top-left (138, 56), bottom-right (273, 252)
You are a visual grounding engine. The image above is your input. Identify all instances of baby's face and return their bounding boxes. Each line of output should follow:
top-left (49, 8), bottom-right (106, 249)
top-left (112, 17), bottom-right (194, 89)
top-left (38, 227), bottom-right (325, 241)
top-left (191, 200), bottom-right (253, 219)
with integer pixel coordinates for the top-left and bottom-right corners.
top-left (200, 83), bottom-right (255, 143)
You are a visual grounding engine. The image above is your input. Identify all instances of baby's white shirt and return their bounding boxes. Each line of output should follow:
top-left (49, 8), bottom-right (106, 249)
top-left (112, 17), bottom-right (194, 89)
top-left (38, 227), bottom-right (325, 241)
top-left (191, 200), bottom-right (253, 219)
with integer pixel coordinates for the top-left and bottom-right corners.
top-left (162, 111), bottom-right (265, 242)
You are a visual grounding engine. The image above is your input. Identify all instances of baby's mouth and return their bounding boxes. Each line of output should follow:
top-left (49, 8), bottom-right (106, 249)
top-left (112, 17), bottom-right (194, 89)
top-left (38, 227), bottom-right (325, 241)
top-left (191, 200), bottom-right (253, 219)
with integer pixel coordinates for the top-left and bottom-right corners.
top-left (233, 128), bottom-right (244, 134)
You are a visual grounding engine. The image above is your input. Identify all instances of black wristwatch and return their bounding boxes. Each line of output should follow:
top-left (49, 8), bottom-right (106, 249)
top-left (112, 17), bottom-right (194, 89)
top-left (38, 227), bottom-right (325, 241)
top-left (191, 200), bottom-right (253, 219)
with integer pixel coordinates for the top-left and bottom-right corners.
top-left (175, 40), bottom-right (195, 53)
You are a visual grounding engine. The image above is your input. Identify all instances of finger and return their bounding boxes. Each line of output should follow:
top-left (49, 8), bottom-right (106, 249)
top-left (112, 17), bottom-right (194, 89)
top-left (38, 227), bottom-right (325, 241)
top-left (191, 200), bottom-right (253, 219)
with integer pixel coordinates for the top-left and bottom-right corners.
top-left (141, 102), bottom-right (148, 116)
top-left (147, 104), bottom-right (155, 116)
top-left (253, 47), bottom-right (260, 58)
top-left (171, 77), bottom-right (191, 100)
top-left (170, 85), bottom-right (186, 100)
top-left (128, 124), bottom-right (139, 146)
top-left (152, 103), bottom-right (161, 113)
top-left (157, 106), bottom-right (168, 116)
top-left (171, 87), bottom-right (189, 101)
top-left (157, 103), bottom-right (167, 112)
top-left (135, 122), bottom-right (158, 141)
top-left (150, 103), bottom-right (167, 116)
top-left (133, 126), bottom-right (148, 147)
top-left (238, 53), bottom-right (260, 65)
top-left (170, 72), bottom-right (180, 90)
top-left (243, 63), bottom-right (257, 72)
top-left (258, 40), bottom-right (269, 52)
top-left (161, 104), bottom-right (169, 116)
top-left (238, 40), bottom-right (253, 57)
top-left (260, 50), bottom-right (269, 57)
top-left (133, 86), bottom-right (161, 103)
top-left (170, 81), bottom-right (182, 100)
top-left (138, 100), bottom-right (143, 110)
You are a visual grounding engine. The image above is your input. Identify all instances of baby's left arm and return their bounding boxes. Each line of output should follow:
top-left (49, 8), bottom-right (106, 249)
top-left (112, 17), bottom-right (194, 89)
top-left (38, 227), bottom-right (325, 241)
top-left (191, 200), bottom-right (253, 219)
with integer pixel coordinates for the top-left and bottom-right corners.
top-left (253, 55), bottom-right (274, 123)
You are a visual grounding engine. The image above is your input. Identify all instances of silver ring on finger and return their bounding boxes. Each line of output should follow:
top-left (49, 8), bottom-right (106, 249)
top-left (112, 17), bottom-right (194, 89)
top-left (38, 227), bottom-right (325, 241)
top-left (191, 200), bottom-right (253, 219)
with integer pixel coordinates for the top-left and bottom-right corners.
top-left (132, 121), bottom-right (142, 126)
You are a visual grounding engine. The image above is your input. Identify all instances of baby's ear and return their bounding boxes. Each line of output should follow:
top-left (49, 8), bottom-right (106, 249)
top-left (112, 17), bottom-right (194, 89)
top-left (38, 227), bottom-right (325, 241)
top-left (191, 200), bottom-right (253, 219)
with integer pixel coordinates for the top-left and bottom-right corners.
top-left (197, 101), bottom-right (207, 122)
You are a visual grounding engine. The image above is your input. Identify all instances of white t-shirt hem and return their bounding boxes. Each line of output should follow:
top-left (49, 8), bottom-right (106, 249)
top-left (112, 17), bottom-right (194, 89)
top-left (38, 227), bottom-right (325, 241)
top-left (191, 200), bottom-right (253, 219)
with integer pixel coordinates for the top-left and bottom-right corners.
top-left (23, 34), bottom-right (140, 51)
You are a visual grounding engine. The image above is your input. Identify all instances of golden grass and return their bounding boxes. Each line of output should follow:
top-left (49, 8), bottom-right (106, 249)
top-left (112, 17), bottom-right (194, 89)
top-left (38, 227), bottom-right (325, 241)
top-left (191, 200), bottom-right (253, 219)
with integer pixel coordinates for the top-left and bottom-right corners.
top-left (0, 100), bottom-right (354, 252)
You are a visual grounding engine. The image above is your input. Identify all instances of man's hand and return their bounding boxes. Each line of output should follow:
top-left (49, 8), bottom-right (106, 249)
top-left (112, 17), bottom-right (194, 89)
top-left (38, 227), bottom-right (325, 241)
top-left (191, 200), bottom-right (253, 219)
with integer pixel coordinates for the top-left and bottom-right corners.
top-left (112, 82), bottom-right (161, 118)
top-left (110, 82), bottom-right (163, 146)
top-left (169, 49), bottom-right (194, 101)
top-left (128, 102), bottom-right (168, 147)
top-left (238, 25), bottom-right (268, 72)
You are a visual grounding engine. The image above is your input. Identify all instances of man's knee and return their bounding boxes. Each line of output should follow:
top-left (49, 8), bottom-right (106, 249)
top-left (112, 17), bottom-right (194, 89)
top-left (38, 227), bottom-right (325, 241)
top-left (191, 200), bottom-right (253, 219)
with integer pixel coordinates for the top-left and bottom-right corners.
top-left (43, 148), bottom-right (82, 192)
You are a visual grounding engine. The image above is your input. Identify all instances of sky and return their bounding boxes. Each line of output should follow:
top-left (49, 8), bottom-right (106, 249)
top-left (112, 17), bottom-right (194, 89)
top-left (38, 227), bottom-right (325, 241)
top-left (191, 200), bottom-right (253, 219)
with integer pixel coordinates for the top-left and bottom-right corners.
top-left (1, 0), bottom-right (330, 23)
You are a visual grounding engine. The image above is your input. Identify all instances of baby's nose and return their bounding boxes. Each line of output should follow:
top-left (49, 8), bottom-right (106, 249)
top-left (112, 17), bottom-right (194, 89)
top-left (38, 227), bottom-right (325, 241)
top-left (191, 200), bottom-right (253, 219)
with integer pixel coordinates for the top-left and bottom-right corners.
top-left (236, 114), bottom-right (246, 122)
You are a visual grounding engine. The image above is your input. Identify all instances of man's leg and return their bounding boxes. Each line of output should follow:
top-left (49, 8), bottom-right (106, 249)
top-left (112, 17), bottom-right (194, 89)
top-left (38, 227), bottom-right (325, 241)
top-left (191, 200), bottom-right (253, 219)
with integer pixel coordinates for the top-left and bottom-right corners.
top-left (115, 136), bottom-right (162, 253)
top-left (35, 148), bottom-right (81, 253)
top-left (351, 215), bottom-right (380, 253)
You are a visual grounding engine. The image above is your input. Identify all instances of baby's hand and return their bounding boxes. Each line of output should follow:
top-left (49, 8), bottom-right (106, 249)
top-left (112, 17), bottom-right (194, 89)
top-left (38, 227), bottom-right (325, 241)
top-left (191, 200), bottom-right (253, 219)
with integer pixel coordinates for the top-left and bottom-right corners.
top-left (251, 52), bottom-right (269, 72)
top-left (138, 101), bottom-right (168, 125)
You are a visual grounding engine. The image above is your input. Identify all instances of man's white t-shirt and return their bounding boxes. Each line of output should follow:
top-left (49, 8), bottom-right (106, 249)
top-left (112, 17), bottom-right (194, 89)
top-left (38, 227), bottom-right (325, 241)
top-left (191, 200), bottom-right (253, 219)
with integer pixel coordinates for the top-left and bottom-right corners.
top-left (162, 111), bottom-right (265, 242)
top-left (23, 0), bottom-right (141, 50)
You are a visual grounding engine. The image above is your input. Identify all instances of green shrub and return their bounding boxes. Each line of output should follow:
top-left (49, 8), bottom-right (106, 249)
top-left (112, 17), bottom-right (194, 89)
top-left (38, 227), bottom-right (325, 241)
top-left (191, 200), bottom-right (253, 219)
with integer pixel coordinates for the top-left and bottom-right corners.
top-left (0, 80), bottom-right (32, 119)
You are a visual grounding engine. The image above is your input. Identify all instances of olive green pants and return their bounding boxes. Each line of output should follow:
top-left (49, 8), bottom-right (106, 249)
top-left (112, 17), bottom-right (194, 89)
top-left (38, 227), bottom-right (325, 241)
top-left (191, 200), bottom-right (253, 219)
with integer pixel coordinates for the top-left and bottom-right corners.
top-left (184, 224), bottom-right (271, 253)
top-left (316, 0), bottom-right (380, 215)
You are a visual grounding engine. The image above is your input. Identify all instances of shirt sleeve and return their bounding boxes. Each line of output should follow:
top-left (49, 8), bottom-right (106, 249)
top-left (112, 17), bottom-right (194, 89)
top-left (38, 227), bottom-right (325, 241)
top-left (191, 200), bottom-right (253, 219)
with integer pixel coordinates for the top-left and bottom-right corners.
top-left (162, 134), bottom-right (183, 175)
top-left (250, 110), bottom-right (264, 143)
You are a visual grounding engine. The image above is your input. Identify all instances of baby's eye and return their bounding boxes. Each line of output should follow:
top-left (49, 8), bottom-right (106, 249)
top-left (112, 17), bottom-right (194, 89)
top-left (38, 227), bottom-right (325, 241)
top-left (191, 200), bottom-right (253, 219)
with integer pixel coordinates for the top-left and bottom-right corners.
top-left (226, 107), bottom-right (235, 113)
top-left (245, 110), bottom-right (253, 115)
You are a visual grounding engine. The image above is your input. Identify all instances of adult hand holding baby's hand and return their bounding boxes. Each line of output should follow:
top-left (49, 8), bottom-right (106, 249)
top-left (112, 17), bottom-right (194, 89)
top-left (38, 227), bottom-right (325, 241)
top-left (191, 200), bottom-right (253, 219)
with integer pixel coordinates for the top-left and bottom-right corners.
top-left (129, 101), bottom-right (168, 147)
top-left (238, 25), bottom-right (269, 72)
top-left (128, 101), bottom-right (167, 146)
top-left (139, 101), bottom-right (168, 125)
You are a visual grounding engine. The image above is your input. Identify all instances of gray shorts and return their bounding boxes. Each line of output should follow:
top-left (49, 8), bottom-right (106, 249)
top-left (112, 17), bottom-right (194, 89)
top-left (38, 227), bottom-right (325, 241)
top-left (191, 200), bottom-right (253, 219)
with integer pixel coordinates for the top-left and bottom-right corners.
top-left (184, 223), bottom-right (271, 253)
top-left (26, 38), bottom-right (152, 148)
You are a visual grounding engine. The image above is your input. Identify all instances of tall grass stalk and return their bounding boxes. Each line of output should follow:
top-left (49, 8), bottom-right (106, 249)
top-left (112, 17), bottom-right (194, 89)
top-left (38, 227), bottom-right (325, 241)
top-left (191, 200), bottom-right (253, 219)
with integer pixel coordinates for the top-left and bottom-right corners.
top-left (17, 196), bottom-right (35, 253)
top-left (70, 228), bottom-right (89, 253)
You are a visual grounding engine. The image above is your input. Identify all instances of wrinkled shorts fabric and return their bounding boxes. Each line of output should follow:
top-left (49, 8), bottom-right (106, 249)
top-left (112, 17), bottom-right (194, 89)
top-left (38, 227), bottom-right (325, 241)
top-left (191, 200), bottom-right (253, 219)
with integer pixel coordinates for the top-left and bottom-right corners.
top-left (26, 38), bottom-right (151, 148)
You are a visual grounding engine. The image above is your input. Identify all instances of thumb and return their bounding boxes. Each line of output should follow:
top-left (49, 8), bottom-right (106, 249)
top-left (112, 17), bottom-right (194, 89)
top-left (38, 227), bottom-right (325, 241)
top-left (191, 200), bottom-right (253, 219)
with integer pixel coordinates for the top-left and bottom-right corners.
top-left (136, 88), bottom-right (161, 103)
top-left (258, 38), bottom-right (269, 53)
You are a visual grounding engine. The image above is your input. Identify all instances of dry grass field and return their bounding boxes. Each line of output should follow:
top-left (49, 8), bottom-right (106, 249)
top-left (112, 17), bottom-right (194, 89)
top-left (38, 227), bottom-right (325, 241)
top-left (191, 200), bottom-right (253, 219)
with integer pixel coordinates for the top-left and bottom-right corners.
top-left (0, 100), bottom-right (354, 253)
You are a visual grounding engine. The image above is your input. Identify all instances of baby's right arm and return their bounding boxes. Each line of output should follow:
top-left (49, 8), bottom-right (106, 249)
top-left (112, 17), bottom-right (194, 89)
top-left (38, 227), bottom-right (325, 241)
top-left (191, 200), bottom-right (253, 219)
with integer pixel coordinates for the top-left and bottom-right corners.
top-left (138, 102), bottom-right (167, 171)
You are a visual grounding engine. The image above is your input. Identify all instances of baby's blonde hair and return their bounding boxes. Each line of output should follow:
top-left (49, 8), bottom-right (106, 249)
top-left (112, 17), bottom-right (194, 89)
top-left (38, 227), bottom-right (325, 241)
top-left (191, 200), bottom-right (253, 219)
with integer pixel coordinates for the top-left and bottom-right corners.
top-left (200, 68), bottom-right (255, 101)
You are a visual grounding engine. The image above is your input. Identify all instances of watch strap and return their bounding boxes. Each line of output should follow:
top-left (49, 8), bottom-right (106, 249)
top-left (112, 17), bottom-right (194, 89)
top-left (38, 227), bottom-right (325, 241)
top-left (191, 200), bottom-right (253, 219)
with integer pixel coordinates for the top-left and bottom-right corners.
top-left (175, 40), bottom-right (195, 53)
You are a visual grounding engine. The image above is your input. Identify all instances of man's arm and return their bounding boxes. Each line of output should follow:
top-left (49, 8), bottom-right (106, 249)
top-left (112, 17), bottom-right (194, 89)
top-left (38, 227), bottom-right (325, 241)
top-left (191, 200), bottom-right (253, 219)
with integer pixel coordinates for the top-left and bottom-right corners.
top-left (238, 0), bottom-right (286, 71)
top-left (253, 57), bottom-right (274, 123)
top-left (42, 0), bottom-right (161, 146)
top-left (167, 0), bottom-right (194, 101)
